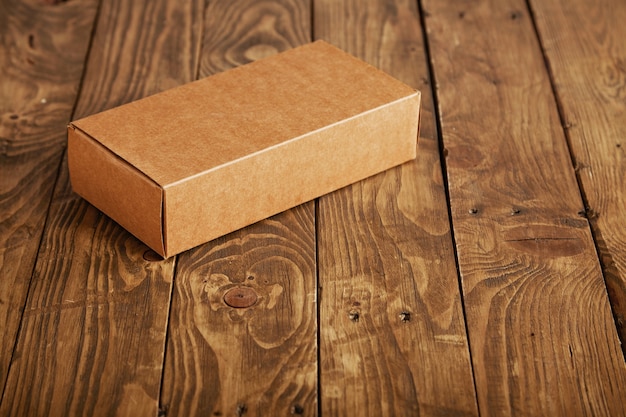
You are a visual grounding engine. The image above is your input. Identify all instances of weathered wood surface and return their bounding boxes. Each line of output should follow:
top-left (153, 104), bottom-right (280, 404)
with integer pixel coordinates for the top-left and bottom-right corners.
top-left (422, 0), bottom-right (626, 415)
top-left (529, 0), bottom-right (626, 348)
top-left (314, 0), bottom-right (478, 415)
top-left (0, 0), bottom-right (99, 396)
top-left (161, 206), bottom-right (317, 417)
top-left (1, 0), bottom-right (625, 415)
top-left (0, 0), bottom-right (203, 415)
top-left (160, 1), bottom-right (317, 416)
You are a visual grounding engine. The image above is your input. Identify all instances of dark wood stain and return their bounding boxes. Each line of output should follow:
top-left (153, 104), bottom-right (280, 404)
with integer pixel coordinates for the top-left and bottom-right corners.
top-left (160, 2), bottom-right (316, 416)
top-left (1, 0), bottom-right (625, 415)
top-left (315, 0), bottom-right (478, 415)
top-left (529, 0), bottom-right (626, 350)
top-left (423, 0), bottom-right (626, 414)
top-left (0, 0), bottom-right (100, 400)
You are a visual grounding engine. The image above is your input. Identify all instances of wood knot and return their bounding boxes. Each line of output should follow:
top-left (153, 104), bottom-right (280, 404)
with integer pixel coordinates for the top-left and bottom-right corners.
top-left (244, 44), bottom-right (279, 62)
top-left (142, 249), bottom-right (162, 262)
top-left (224, 287), bottom-right (258, 308)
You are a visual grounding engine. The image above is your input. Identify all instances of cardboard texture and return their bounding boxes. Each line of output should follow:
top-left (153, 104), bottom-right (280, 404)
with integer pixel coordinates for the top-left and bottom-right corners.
top-left (68, 40), bottom-right (421, 257)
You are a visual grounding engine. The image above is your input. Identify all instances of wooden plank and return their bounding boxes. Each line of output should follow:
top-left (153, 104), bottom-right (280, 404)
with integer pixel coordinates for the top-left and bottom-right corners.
top-left (421, 0), bottom-right (626, 415)
top-left (314, 0), bottom-right (479, 415)
top-left (161, 207), bottom-right (317, 416)
top-left (528, 0), bottom-right (626, 349)
top-left (159, 1), bottom-right (316, 416)
top-left (0, 0), bottom-right (99, 396)
top-left (0, 0), bottom-right (204, 415)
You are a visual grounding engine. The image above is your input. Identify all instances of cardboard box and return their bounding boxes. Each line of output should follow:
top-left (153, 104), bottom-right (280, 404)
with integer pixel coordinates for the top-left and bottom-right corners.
top-left (68, 40), bottom-right (421, 258)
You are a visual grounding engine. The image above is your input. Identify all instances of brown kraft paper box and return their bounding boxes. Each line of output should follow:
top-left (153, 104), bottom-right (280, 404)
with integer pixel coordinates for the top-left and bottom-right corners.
top-left (68, 40), bottom-right (421, 258)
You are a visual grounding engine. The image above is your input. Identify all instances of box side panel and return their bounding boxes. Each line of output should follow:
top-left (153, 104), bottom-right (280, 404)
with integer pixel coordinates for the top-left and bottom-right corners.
top-left (68, 125), bottom-right (165, 256)
top-left (163, 93), bottom-right (420, 256)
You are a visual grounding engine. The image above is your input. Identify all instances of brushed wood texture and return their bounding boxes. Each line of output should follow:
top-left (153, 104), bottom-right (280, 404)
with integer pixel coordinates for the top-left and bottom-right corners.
top-left (2, 0), bottom-right (625, 415)
top-left (421, 0), bottom-right (626, 415)
top-left (162, 206), bottom-right (317, 417)
top-left (528, 0), bottom-right (626, 351)
top-left (160, 1), bottom-right (316, 416)
top-left (0, 0), bottom-right (99, 396)
top-left (314, 0), bottom-right (479, 415)
top-left (0, 0), bottom-right (203, 415)
top-left (201, 0), bottom-right (311, 75)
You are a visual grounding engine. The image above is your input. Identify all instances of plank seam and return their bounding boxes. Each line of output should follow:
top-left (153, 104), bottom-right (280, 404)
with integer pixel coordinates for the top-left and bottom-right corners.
top-left (157, 0), bottom-right (212, 412)
top-left (156, 256), bottom-right (179, 416)
top-left (194, 0), bottom-right (211, 81)
top-left (415, 0), bottom-right (482, 414)
top-left (68, 0), bottom-right (105, 124)
top-left (0, 0), bottom-right (106, 406)
top-left (310, 0), bottom-right (316, 41)
top-left (311, 7), bottom-right (319, 414)
top-left (314, 197), bottom-right (321, 417)
top-left (523, 0), bottom-right (626, 358)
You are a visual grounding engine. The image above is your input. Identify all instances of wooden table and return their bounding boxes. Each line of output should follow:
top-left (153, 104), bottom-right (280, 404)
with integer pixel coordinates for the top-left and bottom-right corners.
top-left (1, 0), bottom-right (625, 415)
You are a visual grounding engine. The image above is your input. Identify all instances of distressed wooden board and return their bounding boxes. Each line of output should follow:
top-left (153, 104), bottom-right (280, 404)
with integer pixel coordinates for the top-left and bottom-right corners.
top-left (0, 0), bottom-right (99, 395)
top-left (528, 0), bottom-right (626, 349)
top-left (421, 0), bottom-right (626, 415)
top-left (161, 206), bottom-right (317, 416)
top-left (159, 1), bottom-right (317, 416)
top-left (314, 0), bottom-right (479, 415)
top-left (0, 0), bottom-right (203, 415)
top-left (201, 0), bottom-right (311, 74)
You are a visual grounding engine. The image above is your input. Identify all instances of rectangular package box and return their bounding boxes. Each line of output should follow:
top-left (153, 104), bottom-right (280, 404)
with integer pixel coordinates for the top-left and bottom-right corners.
top-left (68, 40), bottom-right (421, 258)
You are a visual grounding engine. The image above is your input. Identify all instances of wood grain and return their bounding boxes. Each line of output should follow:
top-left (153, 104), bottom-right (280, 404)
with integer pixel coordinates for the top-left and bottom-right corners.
top-left (0, 166), bottom-right (175, 417)
top-left (160, 1), bottom-right (316, 416)
top-left (162, 206), bottom-right (317, 416)
top-left (0, 0), bottom-right (204, 415)
top-left (528, 0), bottom-right (626, 350)
top-left (201, 0), bottom-right (311, 75)
top-left (0, 0), bottom-right (99, 397)
top-left (421, 0), bottom-right (626, 415)
top-left (314, 0), bottom-right (478, 415)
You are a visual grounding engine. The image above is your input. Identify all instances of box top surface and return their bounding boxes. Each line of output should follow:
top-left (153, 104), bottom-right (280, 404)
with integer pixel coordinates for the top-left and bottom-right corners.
top-left (71, 40), bottom-right (417, 187)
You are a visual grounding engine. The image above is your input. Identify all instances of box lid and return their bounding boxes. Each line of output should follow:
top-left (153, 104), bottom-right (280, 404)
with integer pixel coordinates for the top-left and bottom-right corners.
top-left (70, 40), bottom-right (417, 188)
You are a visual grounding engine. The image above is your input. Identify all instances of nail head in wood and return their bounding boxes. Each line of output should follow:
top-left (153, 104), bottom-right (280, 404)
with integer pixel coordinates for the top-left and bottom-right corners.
top-left (348, 310), bottom-right (360, 322)
top-left (235, 403), bottom-right (247, 416)
top-left (399, 311), bottom-right (411, 322)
